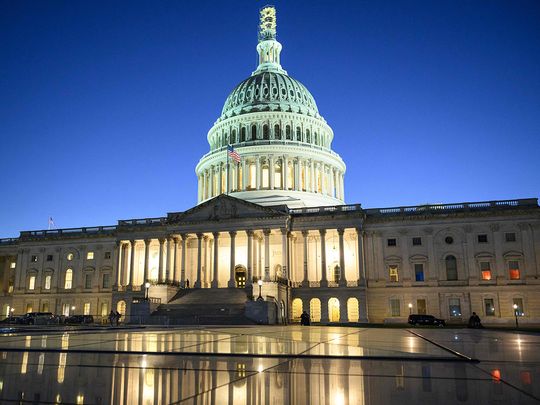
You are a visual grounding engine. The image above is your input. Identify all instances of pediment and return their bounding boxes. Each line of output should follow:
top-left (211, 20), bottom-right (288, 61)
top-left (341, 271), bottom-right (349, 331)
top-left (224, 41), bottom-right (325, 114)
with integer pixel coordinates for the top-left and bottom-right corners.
top-left (167, 195), bottom-right (288, 224)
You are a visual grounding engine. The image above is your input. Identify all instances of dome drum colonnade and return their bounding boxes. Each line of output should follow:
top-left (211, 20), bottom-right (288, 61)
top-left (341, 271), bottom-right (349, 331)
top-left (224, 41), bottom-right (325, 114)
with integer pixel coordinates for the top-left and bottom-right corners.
top-left (196, 6), bottom-right (346, 208)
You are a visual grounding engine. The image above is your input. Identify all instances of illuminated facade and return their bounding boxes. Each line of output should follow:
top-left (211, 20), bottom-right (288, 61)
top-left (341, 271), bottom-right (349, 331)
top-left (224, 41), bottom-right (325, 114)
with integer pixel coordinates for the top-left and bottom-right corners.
top-left (0, 7), bottom-right (539, 325)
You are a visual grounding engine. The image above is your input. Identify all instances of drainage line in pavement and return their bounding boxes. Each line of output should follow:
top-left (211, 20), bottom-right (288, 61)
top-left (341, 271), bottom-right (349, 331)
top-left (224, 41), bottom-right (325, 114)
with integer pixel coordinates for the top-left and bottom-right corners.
top-left (407, 329), bottom-right (479, 363)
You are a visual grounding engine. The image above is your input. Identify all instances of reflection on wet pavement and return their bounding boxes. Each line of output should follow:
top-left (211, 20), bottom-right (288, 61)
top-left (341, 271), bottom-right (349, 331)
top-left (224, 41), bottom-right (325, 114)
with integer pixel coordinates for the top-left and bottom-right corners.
top-left (0, 326), bottom-right (538, 404)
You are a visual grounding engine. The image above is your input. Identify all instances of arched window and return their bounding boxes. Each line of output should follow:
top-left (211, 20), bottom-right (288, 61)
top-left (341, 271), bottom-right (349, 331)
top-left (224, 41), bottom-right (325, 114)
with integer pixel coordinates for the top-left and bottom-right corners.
top-left (263, 125), bottom-right (269, 140)
top-left (64, 269), bottom-right (73, 289)
top-left (306, 129), bottom-right (311, 143)
top-left (310, 298), bottom-right (321, 323)
top-left (240, 127), bottom-right (246, 142)
top-left (251, 125), bottom-right (257, 140)
top-left (446, 255), bottom-right (458, 280)
top-left (314, 132), bottom-right (319, 145)
top-left (347, 298), bottom-right (359, 322)
top-left (333, 265), bottom-right (340, 283)
top-left (292, 299), bottom-right (303, 322)
top-left (328, 298), bottom-right (340, 322)
top-left (285, 125), bottom-right (291, 140)
top-left (44, 275), bottom-right (51, 290)
top-left (116, 300), bottom-right (126, 319)
top-left (296, 127), bottom-right (301, 141)
top-left (274, 124), bottom-right (281, 139)
top-left (231, 129), bottom-right (236, 144)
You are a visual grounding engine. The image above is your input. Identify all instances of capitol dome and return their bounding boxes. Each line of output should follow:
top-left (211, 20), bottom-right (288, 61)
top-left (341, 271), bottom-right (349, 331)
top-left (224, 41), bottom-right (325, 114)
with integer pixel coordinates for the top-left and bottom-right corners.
top-left (220, 71), bottom-right (320, 120)
top-left (196, 6), bottom-right (346, 208)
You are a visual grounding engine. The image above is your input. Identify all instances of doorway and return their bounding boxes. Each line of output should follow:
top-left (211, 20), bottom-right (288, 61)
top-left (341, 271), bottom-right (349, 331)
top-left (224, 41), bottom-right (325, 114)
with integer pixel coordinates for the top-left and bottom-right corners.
top-left (235, 265), bottom-right (246, 288)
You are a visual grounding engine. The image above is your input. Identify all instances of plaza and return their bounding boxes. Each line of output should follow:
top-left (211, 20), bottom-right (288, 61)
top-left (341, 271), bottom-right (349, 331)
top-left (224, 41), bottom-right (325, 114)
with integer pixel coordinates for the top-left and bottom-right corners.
top-left (0, 325), bottom-right (538, 403)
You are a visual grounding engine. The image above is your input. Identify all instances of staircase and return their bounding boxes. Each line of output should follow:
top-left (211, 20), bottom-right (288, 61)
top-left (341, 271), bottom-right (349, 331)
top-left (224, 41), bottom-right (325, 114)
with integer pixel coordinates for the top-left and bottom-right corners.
top-left (149, 288), bottom-right (256, 325)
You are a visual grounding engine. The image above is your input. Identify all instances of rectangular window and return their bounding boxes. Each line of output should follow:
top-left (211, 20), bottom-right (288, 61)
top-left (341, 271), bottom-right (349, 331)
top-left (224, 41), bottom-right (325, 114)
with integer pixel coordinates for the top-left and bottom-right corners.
top-left (509, 261), bottom-right (520, 280)
top-left (46, 255), bottom-right (53, 262)
top-left (387, 238), bottom-right (397, 247)
top-left (104, 251), bottom-right (111, 259)
top-left (449, 298), bottom-right (461, 317)
top-left (484, 298), bottom-right (495, 316)
top-left (10, 262), bottom-right (16, 269)
top-left (412, 237), bottom-right (422, 246)
top-left (505, 232), bottom-right (516, 242)
top-left (28, 276), bottom-right (36, 290)
top-left (390, 299), bottom-right (400, 317)
top-left (62, 304), bottom-right (70, 317)
top-left (414, 263), bottom-right (424, 282)
top-left (102, 274), bottom-right (111, 289)
top-left (44, 275), bottom-right (51, 290)
top-left (389, 265), bottom-right (399, 282)
top-left (31, 255), bottom-right (38, 262)
top-left (83, 303), bottom-right (90, 316)
top-left (42, 302), bottom-right (49, 312)
top-left (513, 298), bottom-right (524, 316)
top-left (86, 251), bottom-right (94, 260)
top-left (26, 304), bottom-right (33, 313)
top-left (478, 234), bottom-right (488, 243)
top-left (417, 299), bottom-right (427, 315)
top-left (480, 262), bottom-right (492, 280)
top-left (64, 270), bottom-right (73, 290)
top-left (100, 302), bottom-right (108, 317)
top-left (84, 274), bottom-right (92, 289)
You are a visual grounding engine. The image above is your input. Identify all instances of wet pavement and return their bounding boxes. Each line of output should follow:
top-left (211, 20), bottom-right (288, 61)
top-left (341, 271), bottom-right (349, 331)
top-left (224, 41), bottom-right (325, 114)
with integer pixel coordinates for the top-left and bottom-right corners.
top-left (0, 325), bottom-right (538, 404)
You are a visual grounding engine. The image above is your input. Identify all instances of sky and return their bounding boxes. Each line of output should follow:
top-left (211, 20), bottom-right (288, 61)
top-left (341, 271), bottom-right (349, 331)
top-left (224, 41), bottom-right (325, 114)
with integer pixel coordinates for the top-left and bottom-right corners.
top-left (1, 0), bottom-right (539, 237)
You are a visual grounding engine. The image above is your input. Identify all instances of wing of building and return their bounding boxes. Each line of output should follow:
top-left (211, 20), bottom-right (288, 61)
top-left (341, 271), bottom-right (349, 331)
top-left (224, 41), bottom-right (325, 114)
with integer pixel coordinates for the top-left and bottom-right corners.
top-left (0, 6), bottom-right (539, 326)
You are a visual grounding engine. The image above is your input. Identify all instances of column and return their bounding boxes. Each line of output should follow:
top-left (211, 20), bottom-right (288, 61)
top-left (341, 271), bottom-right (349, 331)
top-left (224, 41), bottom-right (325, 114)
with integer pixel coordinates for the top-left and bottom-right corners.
top-left (283, 156), bottom-right (289, 190)
top-left (355, 228), bottom-right (365, 284)
top-left (180, 235), bottom-right (187, 286)
top-left (212, 232), bottom-right (219, 288)
top-left (129, 240), bottom-right (136, 288)
top-left (158, 238), bottom-right (165, 283)
top-left (294, 158), bottom-right (300, 191)
top-left (330, 169), bottom-right (335, 198)
top-left (202, 170), bottom-right (207, 200)
top-left (302, 231), bottom-right (309, 286)
top-left (321, 298), bottom-right (329, 323)
top-left (116, 242), bottom-right (123, 287)
top-left (165, 238), bottom-right (172, 282)
top-left (264, 229), bottom-right (271, 281)
top-left (218, 163), bottom-right (223, 194)
top-left (338, 229), bottom-right (347, 286)
top-left (203, 236), bottom-right (209, 286)
top-left (143, 239), bottom-right (150, 283)
top-left (195, 234), bottom-right (203, 288)
top-left (256, 157), bottom-right (261, 190)
top-left (319, 229), bottom-right (328, 287)
top-left (228, 231), bottom-right (237, 287)
top-left (247, 230), bottom-right (253, 286)
top-left (281, 228), bottom-right (288, 279)
top-left (209, 167), bottom-right (214, 197)
top-left (269, 155), bottom-right (275, 189)
top-left (241, 159), bottom-right (247, 191)
top-left (172, 238), bottom-right (178, 283)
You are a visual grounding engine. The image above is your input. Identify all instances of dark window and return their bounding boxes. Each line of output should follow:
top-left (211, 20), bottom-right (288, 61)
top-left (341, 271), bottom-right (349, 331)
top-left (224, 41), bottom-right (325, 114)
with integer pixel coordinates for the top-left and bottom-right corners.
top-left (478, 234), bottom-right (488, 243)
top-left (414, 263), bottom-right (424, 282)
top-left (387, 238), bottom-right (397, 247)
top-left (102, 274), bottom-right (110, 289)
top-left (445, 236), bottom-right (454, 244)
top-left (251, 125), bottom-right (257, 140)
top-left (274, 124), bottom-right (280, 139)
top-left (285, 125), bottom-right (291, 140)
top-left (484, 298), bottom-right (495, 316)
top-left (505, 232), bottom-right (516, 242)
top-left (263, 125), bottom-right (269, 140)
top-left (296, 127), bottom-right (301, 141)
top-left (446, 255), bottom-right (458, 280)
top-left (31, 255), bottom-right (38, 262)
top-left (46, 255), bottom-right (53, 262)
top-left (412, 237), bottom-right (422, 246)
top-left (85, 274), bottom-right (92, 289)
top-left (240, 127), bottom-right (246, 142)
top-left (104, 251), bottom-right (111, 259)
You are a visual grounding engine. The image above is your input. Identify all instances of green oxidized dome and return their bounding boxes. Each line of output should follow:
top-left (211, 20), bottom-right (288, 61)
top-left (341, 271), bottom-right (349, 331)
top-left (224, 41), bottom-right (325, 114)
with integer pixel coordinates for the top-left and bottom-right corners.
top-left (220, 71), bottom-right (319, 120)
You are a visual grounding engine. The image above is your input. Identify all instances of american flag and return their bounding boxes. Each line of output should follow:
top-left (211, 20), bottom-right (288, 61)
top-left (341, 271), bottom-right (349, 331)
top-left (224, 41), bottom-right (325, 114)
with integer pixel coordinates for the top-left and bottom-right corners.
top-left (227, 145), bottom-right (241, 163)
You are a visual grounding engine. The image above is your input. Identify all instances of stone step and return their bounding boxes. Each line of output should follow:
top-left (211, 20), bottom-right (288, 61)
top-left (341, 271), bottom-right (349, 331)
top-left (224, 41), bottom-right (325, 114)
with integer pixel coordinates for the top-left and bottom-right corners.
top-left (167, 287), bottom-right (248, 305)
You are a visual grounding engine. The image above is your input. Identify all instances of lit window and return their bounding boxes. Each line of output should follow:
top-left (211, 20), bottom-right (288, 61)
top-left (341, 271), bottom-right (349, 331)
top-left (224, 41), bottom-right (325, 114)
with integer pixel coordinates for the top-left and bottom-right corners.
top-left (261, 165), bottom-right (269, 188)
top-left (491, 369), bottom-right (501, 384)
top-left (28, 276), bottom-right (36, 290)
top-left (44, 275), bottom-right (51, 290)
top-left (274, 163), bottom-right (282, 188)
top-left (449, 298), bottom-right (461, 317)
top-left (67, 253), bottom-right (74, 261)
top-left (83, 303), bottom-right (90, 316)
top-left (31, 255), bottom-right (38, 262)
top-left (477, 234), bottom-right (488, 243)
top-left (10, 262), bottom-right (16, 269)
top-left (414, 263), bottom-right (424, 282)
top-left (484, 298), bottom-right (495, 316)
top-left (86, 251), bottom-right (94, 260)
top-left (513, 298), bottom-right (524, 316)
top-left (509, 261), bottom-right (520, 280)
top-left (412, 237), bottom-right (422, 246)
top-left (390, 299), bottom-right (400, 317)
top-left (100, 302), bottom-right (108, 317)
top-left (480, 262), bottom-right (492, 280)
top-left (389, 265), bottom-right (399, 282)
top-left (64, 269), bottom-right (73, 289)
top-left (26, 304), bottom-right (33, 313)
top-left (505, 232), bottom-right (516, 242)
top-left (387, 238), bottom-right (397, 247)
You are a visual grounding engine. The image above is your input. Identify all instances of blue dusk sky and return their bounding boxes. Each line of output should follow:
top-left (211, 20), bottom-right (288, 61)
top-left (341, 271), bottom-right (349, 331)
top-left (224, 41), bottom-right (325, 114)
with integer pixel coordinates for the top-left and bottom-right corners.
top-left (1, 1), bottom-right (539, 237)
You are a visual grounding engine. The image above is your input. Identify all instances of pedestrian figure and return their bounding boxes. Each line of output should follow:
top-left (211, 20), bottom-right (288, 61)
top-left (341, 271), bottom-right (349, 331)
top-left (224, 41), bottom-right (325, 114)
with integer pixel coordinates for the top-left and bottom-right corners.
top-left (468, 312), bottom-right (482, 328)
top-left (300, 311), bottom-right (310, 326)
top-left (108, 310), bottom-right (115, 326)
top-left (115, 310), bottom-right (121, 326)
top-left (186, 279), bottom-right (190, 289)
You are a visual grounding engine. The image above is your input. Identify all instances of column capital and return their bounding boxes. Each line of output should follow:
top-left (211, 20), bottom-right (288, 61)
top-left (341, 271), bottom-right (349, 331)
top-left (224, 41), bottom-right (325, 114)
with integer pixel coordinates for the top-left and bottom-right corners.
top-left (172, 237), bottom-right (179, 245)
top-left (302, 230), bottom-right (309, 237)
top-left (319, 229), bottom-right (327, 236)
top-left (280, 228), bottom-right (287, 235)
top-left (263, 229), bottom-right (271, 236)
top-left (337, 228), bottom-right (345, 236)
top-left (212, 231), bottom-right (220, 238)
top-left (196, 233), bottom-right (204, 239)
top-left (158, 238), bottom-right (166, 245)
top-left (229, 231), bottom-right (237, 238)
top-left (129, 239), bottom-right (136, 246)
top-left (246, 230), bottom-right (254, 237)
top-left (180, 233), bottom-right (188, 240)
top-left (144, 238), bottom-right (152, 245)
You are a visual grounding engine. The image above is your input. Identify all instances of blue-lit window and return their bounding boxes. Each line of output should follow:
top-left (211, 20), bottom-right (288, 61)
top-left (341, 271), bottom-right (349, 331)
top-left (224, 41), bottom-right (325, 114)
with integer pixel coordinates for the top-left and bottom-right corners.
top-left (415, 263), bottom-right (424, 282)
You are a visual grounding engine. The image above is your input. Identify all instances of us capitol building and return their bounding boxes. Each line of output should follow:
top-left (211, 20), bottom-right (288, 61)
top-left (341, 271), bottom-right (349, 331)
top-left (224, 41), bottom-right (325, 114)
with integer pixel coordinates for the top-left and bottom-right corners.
top-left (0, 7), bottom-right (539, 326)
